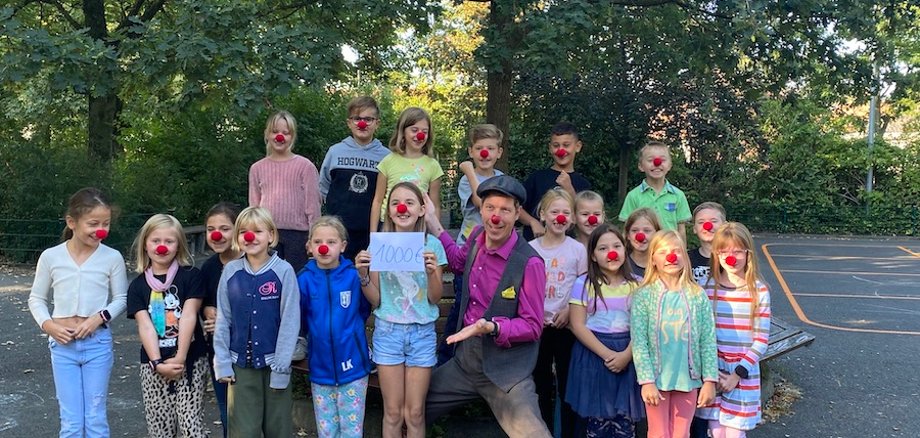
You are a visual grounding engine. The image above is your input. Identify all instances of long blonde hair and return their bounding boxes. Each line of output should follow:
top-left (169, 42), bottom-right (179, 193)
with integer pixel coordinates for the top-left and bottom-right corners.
top-left (263, 110), bottom-right (298, 156)
top-left (132, 214), bottom-right (193, 273)
top-left (640, 230), bottom-right (701, 295)
top-left (710, 222), bottom-right (764, 322)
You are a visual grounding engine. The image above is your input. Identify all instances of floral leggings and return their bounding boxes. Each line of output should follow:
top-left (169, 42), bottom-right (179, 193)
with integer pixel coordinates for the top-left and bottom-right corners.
top-left (311, 376), bottom-right (368, 438)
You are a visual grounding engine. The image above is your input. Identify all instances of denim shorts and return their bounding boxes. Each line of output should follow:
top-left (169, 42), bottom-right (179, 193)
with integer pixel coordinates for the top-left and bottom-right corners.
top-left (372, 319), bottom-right (436, 367)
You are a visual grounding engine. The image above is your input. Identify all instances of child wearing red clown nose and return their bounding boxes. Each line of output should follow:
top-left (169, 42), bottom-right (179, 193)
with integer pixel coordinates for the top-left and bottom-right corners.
top-left (631, 230), bottom-right (718, 438)
top-left (624, 207), bottom-right (662, 281)
top-left (249, 110), bottom-right (321, 272)
top-left (696, 222), bottom-right (771, 438)
top-left (566, 224), bottom-right (643, 437)
top-left (687, 202), bottom-right (727, 290)
top-left (198, 202), bottom-right (242, 436)
top-left (528, 188), bottom-right (588, 437)
top-left (369, 107), bottom-right (444, 235)
top-left (574, 190), bottom-right (606, 247)
top-left (299, 216), bottom-right (373, 438)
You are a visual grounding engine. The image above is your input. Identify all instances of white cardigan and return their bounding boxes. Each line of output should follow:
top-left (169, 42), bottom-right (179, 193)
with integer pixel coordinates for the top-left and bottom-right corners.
top-left (28, 242), bottom-right (128, 327)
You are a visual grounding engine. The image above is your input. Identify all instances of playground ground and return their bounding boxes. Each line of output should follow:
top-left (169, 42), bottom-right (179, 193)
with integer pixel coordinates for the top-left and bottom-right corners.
top-left (1, 233), bottom-right (918, 437)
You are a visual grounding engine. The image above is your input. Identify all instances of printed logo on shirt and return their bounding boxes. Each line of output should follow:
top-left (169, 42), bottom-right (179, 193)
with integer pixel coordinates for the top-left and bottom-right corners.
top-left (666, 202), bottom-right (677, 212)
top-left (259, 281), bottom-right (279, 300)
top-left (692, 265), bottom-right (710, 285)
top-left (336, 156), bottom-right (381, 169)
top-left (340, 290), bottom-right (351, 308)
top-left (349, 172), bottom-right (369, 194)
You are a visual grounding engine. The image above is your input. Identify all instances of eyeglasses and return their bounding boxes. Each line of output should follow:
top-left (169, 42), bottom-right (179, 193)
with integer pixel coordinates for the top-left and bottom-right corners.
top-left (349, 117), bottom-right (378, 123)
top-left (717, 249), bottom-right (748, 257)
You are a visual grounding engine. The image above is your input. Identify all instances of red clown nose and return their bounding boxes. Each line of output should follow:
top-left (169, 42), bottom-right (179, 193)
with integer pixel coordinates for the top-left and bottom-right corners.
top-left (396, 203), bottom-right (408, 214)
top-left (635, 232), bottom-right (647, 243)
top-left (653, 157), bottom-right (663, 167)
top-left (155, 245), bottom-right (168, 255)
top-left (275, 134), bottom-right (285, 143)
top-left (356, 120), bottom-right (368, 130)
top-left (479, 149), bottom-right (489, 159)
top-left (415, 132), bottom-right (426, 142)
top-left (210, 231), bottom-right (223, 242)
top-left (703, 221), bottom-right (714, 231)
top-left (317, 244), bottom-right (329, 255)
top-left (554, 148), bottom-right (567, 158)
top-left (94, 229), bottom-right (108, 240)
top-left (587, 215), bottom-right (598, 225)
top-left (725, 255), bottom-right (738, 267)
top-left (607, 251), bottom-right (619, 261)
top-left (243, 231), bottom-right (255, 242)
top-left (666, 253), bottom-right (678, 264)
top-left (555, 214), bottom-right (567, 225)
top-left (490, 215), bottom-right (501, 224)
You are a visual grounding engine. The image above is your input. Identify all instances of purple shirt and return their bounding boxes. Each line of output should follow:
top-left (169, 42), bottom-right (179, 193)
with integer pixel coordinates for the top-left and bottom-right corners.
top-left (438, 227), bottom-right (545, 348)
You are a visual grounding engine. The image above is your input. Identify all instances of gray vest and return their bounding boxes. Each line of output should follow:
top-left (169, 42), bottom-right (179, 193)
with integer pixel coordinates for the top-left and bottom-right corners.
top-left (457, 227), bottom-right (542, 392)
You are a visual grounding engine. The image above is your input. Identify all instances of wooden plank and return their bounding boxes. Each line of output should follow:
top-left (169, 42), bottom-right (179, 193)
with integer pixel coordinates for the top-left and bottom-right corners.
top-left (763, 331), bottom-right (815, 362)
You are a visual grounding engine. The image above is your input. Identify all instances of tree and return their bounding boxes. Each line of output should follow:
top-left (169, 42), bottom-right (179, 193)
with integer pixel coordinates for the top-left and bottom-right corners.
top-left (0, 0), bottom-right (434, 164)
top-left (467, 0), bottom-right (883, 199)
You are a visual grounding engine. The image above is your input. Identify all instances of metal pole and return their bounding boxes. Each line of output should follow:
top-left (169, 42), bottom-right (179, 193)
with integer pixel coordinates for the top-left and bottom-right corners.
top-left (866, 62), bottom-right (879, 193)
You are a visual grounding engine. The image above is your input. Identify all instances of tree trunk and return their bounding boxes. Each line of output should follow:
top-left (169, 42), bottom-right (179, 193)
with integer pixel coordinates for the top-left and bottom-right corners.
top-left (83, 0), bottom-right (122, 162)
top-left (484, 0), bottom-right (514, 174)
top-left (618, 141), bottom-right (630, 205)
top-left (87, 93), bottom-right (119, 161)
top-left (487, 68), bottom-right (513, 173)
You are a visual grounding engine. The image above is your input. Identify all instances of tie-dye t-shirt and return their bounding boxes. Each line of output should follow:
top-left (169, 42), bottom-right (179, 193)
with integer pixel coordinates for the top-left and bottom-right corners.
top-left (374, 234), bottom-right (447, 324)
top-left (569, 274), bottom-right (634, 334)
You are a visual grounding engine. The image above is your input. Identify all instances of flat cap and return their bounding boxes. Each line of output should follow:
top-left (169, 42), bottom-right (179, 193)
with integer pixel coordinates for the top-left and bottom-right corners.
top-left (476, 175), bottom-right (526, 206)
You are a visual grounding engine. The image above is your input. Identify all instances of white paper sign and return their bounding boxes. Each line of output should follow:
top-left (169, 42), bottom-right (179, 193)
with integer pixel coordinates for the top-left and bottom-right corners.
top-left (369, 232), bottom-right (425, 272)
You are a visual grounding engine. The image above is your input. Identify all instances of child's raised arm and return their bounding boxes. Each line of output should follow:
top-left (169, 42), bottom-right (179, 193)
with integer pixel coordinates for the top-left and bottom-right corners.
top-left (458, 162), bottom-right (484, 208)
top-left (428, 177), bottom-right (442, 227)
top-left (369, 173), bottom-right (387, 232)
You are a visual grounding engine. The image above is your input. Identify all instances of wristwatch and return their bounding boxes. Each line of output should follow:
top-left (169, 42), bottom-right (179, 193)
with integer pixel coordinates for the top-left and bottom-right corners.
top-left (149, 358), bottom-right (165, 372)
top-left (489, 319), bottom-right (500, 337)
top-left (734, 364), bottom-right (749, 379)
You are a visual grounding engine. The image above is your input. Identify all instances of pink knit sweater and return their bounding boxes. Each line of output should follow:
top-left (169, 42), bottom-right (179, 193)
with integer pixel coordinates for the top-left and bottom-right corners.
top-left (248, 155), bottom-right (320, 231)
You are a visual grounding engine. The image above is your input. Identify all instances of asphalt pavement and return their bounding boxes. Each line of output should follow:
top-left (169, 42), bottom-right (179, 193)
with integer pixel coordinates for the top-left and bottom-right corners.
top-left (2, 233), bottom-right (919, 437)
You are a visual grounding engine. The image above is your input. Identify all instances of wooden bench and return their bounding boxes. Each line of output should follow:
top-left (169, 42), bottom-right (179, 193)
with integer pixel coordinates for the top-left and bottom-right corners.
top-left (292, 274), bottom-right (458, 388)
top-left (184, 224), bottom-right (208, 256)
top-left (292, 279), bottom-right (815, 386)
top-left (763, 316), bottom-right (815, 362)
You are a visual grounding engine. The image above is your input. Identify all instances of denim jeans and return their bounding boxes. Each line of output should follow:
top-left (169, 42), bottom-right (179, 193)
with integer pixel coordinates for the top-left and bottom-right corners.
top-left (48, 327), bottom-right (113, 438)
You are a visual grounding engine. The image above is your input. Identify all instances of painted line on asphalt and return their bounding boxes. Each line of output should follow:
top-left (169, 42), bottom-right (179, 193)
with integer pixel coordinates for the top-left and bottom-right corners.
top-left (767, 254), bottom-right (920, 261)
top-left (780, 269), bottom-right (920, 277)
top-left (792, 292), bottom-right (920, 301)
top-left (761, 243), bottom-right (920, 336)
top-left (897, 246), bottom-right (920, 259)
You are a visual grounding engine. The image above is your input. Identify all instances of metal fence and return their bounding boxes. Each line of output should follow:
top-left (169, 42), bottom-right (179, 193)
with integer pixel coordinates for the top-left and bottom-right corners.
top-left (0, 213), bottom-right (156, 264)
top-left (4, 199), bottom-right (916, 265)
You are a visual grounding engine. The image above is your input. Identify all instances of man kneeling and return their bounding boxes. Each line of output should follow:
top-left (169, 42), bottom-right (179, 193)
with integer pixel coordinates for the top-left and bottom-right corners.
top-left (423, 175), bottom-right (551, 437)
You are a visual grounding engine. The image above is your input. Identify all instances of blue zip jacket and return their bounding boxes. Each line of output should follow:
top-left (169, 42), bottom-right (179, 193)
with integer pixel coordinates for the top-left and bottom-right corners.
top-left (298, 257), bottom-right (372, 385)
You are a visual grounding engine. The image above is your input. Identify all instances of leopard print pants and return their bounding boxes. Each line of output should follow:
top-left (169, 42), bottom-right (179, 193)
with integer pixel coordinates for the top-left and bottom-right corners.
top-left (139, 356), bottom-right (208, 438)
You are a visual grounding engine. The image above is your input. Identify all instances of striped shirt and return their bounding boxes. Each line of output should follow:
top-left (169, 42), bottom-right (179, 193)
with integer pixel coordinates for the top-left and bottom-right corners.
top-left (696, 280), bottom-right (771, 431)
top-left (249, 155), bottom-right (321, 231)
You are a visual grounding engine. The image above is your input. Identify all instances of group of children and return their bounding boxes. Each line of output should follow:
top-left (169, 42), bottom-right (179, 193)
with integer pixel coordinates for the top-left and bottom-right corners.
top-left (28, 96), bottom-right (771, 438)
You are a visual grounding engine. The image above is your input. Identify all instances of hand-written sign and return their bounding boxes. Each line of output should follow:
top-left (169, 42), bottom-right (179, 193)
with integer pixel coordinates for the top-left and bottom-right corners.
top-left (369, 232), bottom-right (425, 272)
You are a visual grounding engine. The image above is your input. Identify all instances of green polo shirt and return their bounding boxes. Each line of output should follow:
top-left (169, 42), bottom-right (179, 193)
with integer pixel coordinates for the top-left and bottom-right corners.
top-left (618, 180), bottom-right (692, 231)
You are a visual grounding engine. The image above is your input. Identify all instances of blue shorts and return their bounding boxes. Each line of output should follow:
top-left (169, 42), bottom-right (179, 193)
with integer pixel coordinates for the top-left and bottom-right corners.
top-left (372, 319), bottom-right (436, 368)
